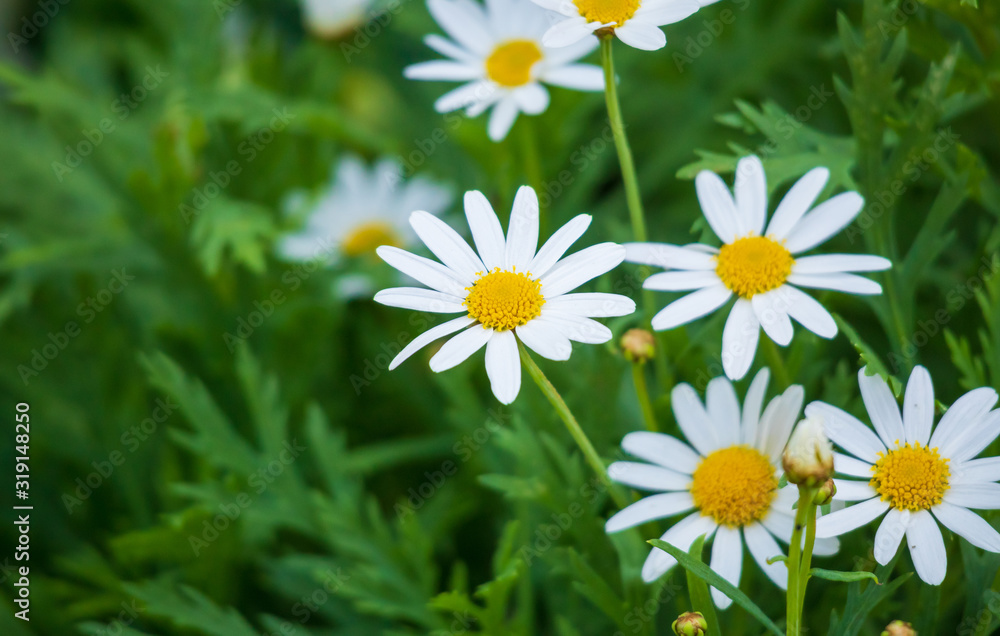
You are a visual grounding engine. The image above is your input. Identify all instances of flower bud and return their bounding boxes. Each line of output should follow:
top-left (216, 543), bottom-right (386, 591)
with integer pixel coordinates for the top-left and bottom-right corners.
top-left (814, 478), bottom-right (837, 505)
top-left (881, 620), bottom-right (916, 636)
top-left (783, 416), bottom-right (834, 486)
top-left (672, 611), bottom-right (708, 635)
top-left (621, 328), bottom-right (655, 364)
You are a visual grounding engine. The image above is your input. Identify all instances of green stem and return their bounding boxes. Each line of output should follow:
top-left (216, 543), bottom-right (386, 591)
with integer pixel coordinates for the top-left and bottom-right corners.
top-left (631, 363), bottom-right (658, 432)
top-left (518, 341), bottom-right (628, 508)
top-left (786, 487), bottom-right (817, 636)
top-left (762, 337), bottom-right (792, 388)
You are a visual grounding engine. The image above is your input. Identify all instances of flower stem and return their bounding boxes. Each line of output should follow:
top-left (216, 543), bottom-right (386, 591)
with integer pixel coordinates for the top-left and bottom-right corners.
top-left (786, 486), bottom-right (818, 636)
top-left (518, 341), bottom-right (628, 508)
top-left (631, 363), bottom-right (658, 432)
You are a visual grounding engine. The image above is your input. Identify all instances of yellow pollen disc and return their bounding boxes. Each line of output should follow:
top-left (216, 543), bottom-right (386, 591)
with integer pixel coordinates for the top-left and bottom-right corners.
top-left (464, 268), bottom-right (545, 331)
top-left (342, 221), bottom-right (401, 257)
top-left (690, 446), bottom-right (778, 527)
top-left (573, 0), bottom-right (641, 26)
top-left (869, 442), bottom-right (950, 512)
top-left (485, 40), bottom-right (543, 88)
top-left (715, 235), bottom-right (794, 299)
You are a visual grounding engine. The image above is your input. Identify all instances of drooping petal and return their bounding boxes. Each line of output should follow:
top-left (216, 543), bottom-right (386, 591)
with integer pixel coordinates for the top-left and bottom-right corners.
top-left (389, 317), bottom-right (477, 370)
top-left (484, 330), bottom-right (520, 404)
top-left (487, 96), bottom-right (520, 142)
top-left (709, 525), bottom-right (744, 609)
top-left (429, 325), bottom-right (493, 372)
top-left (744, 522), bottom-right (789, 588)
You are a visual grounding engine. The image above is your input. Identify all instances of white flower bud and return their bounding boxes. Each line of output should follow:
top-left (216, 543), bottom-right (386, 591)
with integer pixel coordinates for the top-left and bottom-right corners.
top-left (782, 416), bottom-right (834, 486)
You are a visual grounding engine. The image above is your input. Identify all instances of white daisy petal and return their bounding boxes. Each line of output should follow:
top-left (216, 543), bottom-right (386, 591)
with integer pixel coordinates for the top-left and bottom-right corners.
top-left (806, 402), bottom-right (886, 463)
top-left (485, 330), bottom-right (520, 404)
top-left (815, 498), bottom-right (888, 538)
top-left (758, 385), bottom-right (804, 462)
top-left (744, 522), bottom-right (788, 588)
top-left (644, 270), bottom-right (721, 291)
top-left (605, 492), bottom-right (696, 532)
top-left (464, 190), bottom-right (506, 270)
top-left (429, 325), bottom-right (494, 372)
top-left (905, 510), bottom-right (947, 585)
top-left (858, 368), bottom-right (905, 448)
top-left (516, 322), bottom-right (571, 361)
top-left (541, 16), bottom-right (599, 48)
top-left (833, 452), bottom-right (874, 478)
top-left (944, 483), bottom-right (1000, 509)
top-left (376, 246), bottom-right (470, 296)
top-left (873, 508), bottom-right (908, 565)
top-left (929, 387), bottom-right (999, 451)
top-left (373, 287), bottom-right (466, 313)
top-left (435, 80), bottom-right (495, 112)
top-left (536, 311), bottom-right (612, 344)
top-left (722, 299), bottom-right (760, 381)
top-left (761, 511), bottom-right (794, 542)
top-left (427, 0), bottom-right (494, 55)
top-left (741, 368), bottom-right (770, 446)
top-left (540, 64), bottom-right (604, 91)
top-left (613, 20), bottom-right (666, 50)
top-left (706, 376), bottom-right (742, 448)
top-left (833, 479), bottom-right (878, 501)
top-left (424, 34), bottom-right (479, 64)
top-left (751, 290), bottom-right (794, 346)
top-left (404, 60), bottom-right (483, 81)
top-left (621, 431), bottom-right (701, 474)
top-left (765, 167), bottom-right (830, 239)
top-left (709, 525), bottom-right (744, 609)
top-left (813, 536), bottom-right (841, 556)
top-left (488, 97), bottom-right (521, 142)
top-left (608, 462), bottom-right (693, 492)
top-left (389, 317), bottom-right (477, 370)
top-left (902, 365), bottom-right (934, 446)
top-left (543, 293), bottom-right (636, 317)
top-left (410, 210), bottom-right (486, 279)
top-left (941, 411), bottom-right (1000, 464)
top-left (642, 513), bottom-right (718, 582)
top-left (932, 502), bottom-right (1000, 552)
top-left (651, 285), bottom-right (732, 331)
top-left (505, 186), bottom-right (540, 271)
top-left (540, 243), bottom-right (625, 297)
top-left (671, 383), bottom-right (718, 456)
top-left (624, 242), bottom-right (717, 270)
top-left (792, 254), bottom-right (893, 275)
top-left (954, 457), bottom-right (1000, 485)
top-left (635, 0), bottom-right (701, 26)
top-left (512, 83), bottom-right (550, 115)
top-left (528, 214), bottom-right (592, 277)
top-left (784, 192), bottom-right (865, 254)
top-left (734, 155), bottom-right (767, 236)
top-left (772, 285), bottom-right (837, 339)
top-left (786, 273), bottom-right (882, 295)
top-left (695, 170), bottom-right (740, 243)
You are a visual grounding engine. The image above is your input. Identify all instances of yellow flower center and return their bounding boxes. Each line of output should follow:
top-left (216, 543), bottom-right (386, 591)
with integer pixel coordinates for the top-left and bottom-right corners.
top-left (464, 268), bottom-right (545, 331)
top-left (573, 0), bottom-right (641, 26)
top-left (715, 235), bottom-right (794, 299)
top-left (691, 446), bottom-right (778, 527)
top-left (342, 221), bottom-right (401, 257)
top-left (485, 40), bottom-right (543, 88)
top-left (869, 442), bottom-right (950, 512)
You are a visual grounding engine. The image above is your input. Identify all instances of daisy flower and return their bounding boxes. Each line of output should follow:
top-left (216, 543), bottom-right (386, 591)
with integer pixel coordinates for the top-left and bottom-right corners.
top-left (605, 369), bottom-right (838, 607)
top-left (404, 0), bottom-right (605, 142)
top-left (625, 155), bottom-right (892, 381)
top-left (374, 185), bottom-right (635, 404)
top-left (278, 155), bottom-right (452, 297)
top-left (530, 0), bottom-right (715, 51)
top-left (300, 0), bottom-right (371, 38)
top-left (813, 366), bottom-right (1000, 585)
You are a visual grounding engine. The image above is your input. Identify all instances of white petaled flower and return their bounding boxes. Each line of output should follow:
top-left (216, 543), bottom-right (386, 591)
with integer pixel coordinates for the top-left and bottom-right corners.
top-left (300, 0), bottom-right (371, 38)
top-left (625, 155), bottom-right (892, 381)
top-left (278, 155), bottom-right (452, 297)
top-left (530, 0), bottom-right (717, 51)
top-left (404, 0), bottom-right (605, 142)
top-left (813, 366), bottom-right (1000, 586)
top-left (605, 369), bottom-right (839, 607)
top-left (374, 185), bottom-right (636, 404)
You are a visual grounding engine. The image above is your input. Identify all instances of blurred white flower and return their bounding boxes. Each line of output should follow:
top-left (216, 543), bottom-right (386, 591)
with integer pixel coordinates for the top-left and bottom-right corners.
top-left (300, 0), bottom-right (370, 39)
top-left (405, 0), bottom-right (604, 142)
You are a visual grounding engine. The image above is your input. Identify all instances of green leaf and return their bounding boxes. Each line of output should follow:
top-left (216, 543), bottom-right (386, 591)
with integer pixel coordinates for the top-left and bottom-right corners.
top-left (648, 539), bottom-right (785, 636)
top-left (685, 535), bottom-right (720, 634)
top-left (809, 568), bottom-right (879, 584)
